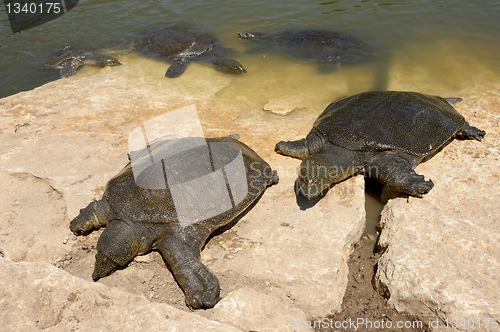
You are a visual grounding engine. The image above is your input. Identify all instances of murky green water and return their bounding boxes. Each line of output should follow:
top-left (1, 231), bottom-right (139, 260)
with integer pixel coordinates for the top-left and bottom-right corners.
top-left (2, 0), bottom-right (500, 99)
top-left (1, 0), bottom-right (500, 231)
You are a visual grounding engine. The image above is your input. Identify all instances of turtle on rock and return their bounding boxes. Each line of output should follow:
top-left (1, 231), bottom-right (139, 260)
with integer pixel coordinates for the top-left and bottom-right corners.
top-left (237, 29), bottom-right (371, 71)
top-left (135, 26), bottom-right (247, 78)
top-left (70, 136), bottom-right (278, 309)
top-left (46, 46), bottom-right (121, 77)
top-left (275, 91), bottom-right (486, 198)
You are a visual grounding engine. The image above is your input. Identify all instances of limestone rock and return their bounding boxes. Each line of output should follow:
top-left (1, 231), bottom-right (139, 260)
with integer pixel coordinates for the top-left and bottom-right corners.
top-left (203, 170), bottom-right (365, 318)
top-left (0, 257), bottom-right (242, 332)
top-left (263, 97), bottom-right (307, 116)
top-left (209, 286), bottom-right (311, 332)
top-left (374, 88), bottom-right (500, 331)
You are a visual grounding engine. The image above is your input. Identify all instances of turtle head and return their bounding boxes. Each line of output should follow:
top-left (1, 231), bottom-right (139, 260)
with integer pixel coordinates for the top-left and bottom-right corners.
top-left (211, 58), bottom-right (247, 74)
top-left (70, 199), bottom-right (111, 234)
top-left (237, 31), bottom-right (265, 40)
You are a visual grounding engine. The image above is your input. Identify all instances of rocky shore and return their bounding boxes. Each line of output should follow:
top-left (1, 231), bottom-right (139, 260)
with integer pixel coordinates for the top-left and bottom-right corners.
top-left (0, 64), bottom-right (498, 331)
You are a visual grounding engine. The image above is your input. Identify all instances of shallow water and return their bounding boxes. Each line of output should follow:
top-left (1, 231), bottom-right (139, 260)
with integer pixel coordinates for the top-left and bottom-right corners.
top-left (1, 0), bottom-right (500, 231)
top-left (2, 0), bottom-right (500, 99)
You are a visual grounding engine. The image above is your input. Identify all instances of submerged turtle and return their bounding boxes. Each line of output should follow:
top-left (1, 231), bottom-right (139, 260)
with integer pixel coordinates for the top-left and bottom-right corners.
top-left (70, 136), bottom-right (278, 309)
top-left (135, 26), bottom-right (247, 78)
top-left (46, 46), bottom-right (121, 78)
top-left (275, 91), bottom-right (486, 198)
top-left (237, 29), bottom-right (370, 71)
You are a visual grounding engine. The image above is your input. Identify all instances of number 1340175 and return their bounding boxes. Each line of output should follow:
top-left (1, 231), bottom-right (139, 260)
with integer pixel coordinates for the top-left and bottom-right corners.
top-left (5, 2), bottom-right (61, 14)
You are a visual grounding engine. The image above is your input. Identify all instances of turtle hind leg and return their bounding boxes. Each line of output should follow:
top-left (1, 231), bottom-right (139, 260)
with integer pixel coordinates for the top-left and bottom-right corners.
top-left (156, 228), bottom-right (219, 309)
top-left (366, 151), bottom-right (433, 197)
top-left (455, 121), bottom-right (486, 141)
top-left (166, 58), bottom-right (190, 78)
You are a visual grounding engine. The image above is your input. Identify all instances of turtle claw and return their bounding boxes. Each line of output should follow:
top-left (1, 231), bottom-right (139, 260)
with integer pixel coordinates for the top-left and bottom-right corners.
top-left (409, 179), bottom-right (434, 197)
top-left (172, 259), bottom-right (220, 309)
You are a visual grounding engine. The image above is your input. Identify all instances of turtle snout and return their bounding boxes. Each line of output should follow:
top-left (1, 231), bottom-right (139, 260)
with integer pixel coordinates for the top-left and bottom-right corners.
top-left (235, 64), bottom-right (247, 73)
top-left (226, 60), bottom-right (246, 74)
top-left (237, 32), bottom-right (255, 39)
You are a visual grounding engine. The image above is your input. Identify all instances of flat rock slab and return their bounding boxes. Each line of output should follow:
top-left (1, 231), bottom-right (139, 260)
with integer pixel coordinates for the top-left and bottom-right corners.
top-left (0, 258), bottom-right (242, 332)
top-left (263, 96), bottom-right (309, 115)
top-left (374, 86), bottom-right (500, 331)
top-left (0, 70), bottom-right (366, 331)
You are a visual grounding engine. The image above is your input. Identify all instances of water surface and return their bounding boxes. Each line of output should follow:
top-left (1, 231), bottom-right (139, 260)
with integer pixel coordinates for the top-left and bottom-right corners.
top-left (1, 0), bottom-right (499, 99)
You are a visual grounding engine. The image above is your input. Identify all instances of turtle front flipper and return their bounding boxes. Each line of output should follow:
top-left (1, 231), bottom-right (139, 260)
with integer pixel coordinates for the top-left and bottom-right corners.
top-left (166, 58), bottom-right (190, 78)
top-left (366, 150), bottom-right (433, 197)
top-left (92, 219), bottom-right (154, 280)
top-left (155, 230), bottom-right (219, 309)
top-left (59, 58), bottom-right (81, 77)
top-left (298, 145), bottom-right (363, 199)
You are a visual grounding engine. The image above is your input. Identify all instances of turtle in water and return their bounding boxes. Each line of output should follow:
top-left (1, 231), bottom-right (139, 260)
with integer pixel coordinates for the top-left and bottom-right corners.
top-left (237, 29), bottom-right (370, 71)
top-left (275, 91), bottom-right (486, 198)
top-left (70, 136), bottom-right (278, 309)
top-left (135, 26), bottom-right (247, 78)
top-left (46, 46), bottom-right (121, 78)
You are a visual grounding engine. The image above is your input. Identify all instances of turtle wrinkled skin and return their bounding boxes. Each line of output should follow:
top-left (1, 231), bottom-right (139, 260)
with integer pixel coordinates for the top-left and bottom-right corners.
top-left (275, 91), bottom-right (486, 198)
top-left (46, 46), bottom-right (121, 77)
top-left (135, 26), bottom-right (247, 78)
top-left (237, 29), bottom-right (370, 71)
top-left (70, 136), bottom-right (278, 309)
